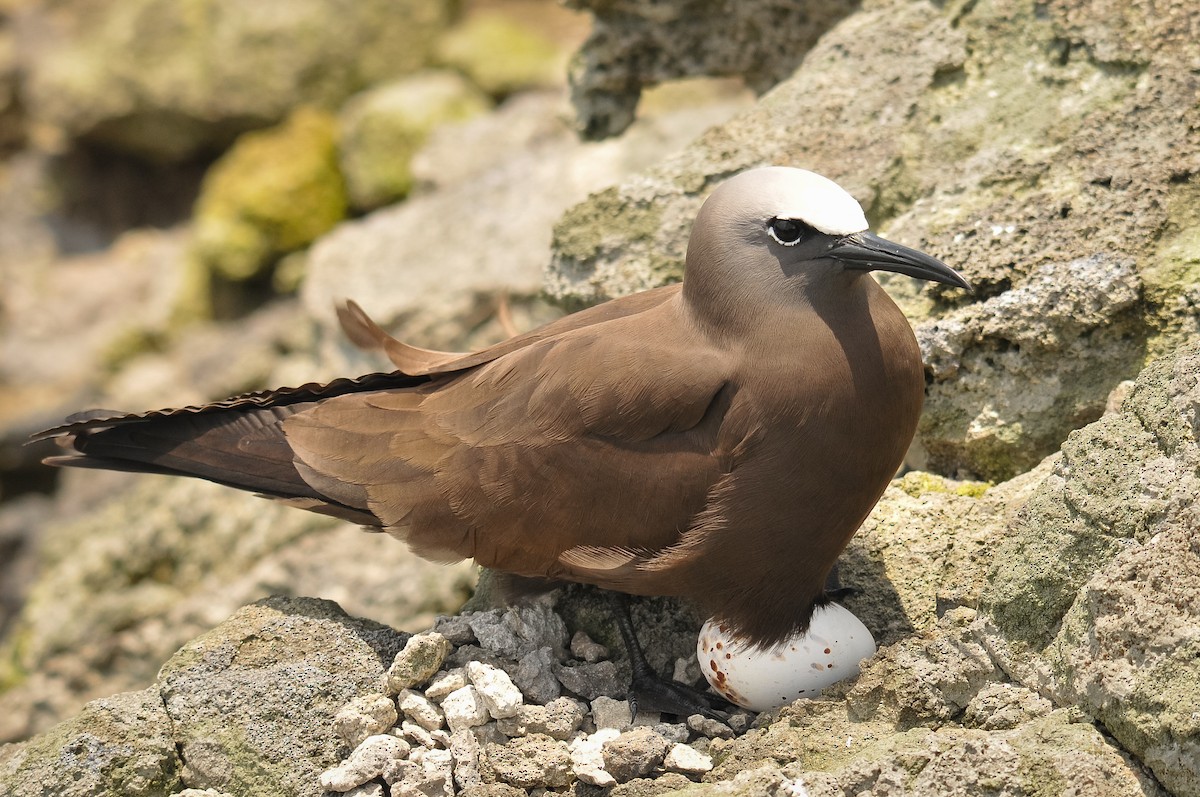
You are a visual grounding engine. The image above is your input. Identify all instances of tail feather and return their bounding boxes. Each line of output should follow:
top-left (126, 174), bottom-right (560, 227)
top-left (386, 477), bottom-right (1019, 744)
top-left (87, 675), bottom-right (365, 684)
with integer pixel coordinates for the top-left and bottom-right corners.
top-left (35, 371), bottom-right (428, 527)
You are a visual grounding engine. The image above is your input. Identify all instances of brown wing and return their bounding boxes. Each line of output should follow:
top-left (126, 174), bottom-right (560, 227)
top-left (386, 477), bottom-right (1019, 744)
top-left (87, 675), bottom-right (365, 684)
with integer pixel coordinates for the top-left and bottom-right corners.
top-left (284, 292), bottom-right (735, 588)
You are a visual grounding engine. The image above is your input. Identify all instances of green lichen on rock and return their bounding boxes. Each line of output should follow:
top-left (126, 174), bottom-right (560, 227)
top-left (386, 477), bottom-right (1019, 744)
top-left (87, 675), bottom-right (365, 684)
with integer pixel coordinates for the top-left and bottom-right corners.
top-left (897, 471), bottom-right (991, 498)
top-left (0, 688), bottom-right (181, 797)
top-left (191, 107), bottom-right (347, 282)
top-left (550, 185), bottom-right (674, 306)
top-left (338, 71), bottom-right (491, 210)
top-left (19, 0), bottom-right (457, 161)
top-left (436, 11), bottom-right (565, 97)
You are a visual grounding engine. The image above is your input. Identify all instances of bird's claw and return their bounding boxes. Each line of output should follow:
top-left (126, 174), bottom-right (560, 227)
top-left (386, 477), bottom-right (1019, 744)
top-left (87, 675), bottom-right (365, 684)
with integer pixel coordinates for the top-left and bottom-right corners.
top-left (627, 671), bottom-right (732, 724)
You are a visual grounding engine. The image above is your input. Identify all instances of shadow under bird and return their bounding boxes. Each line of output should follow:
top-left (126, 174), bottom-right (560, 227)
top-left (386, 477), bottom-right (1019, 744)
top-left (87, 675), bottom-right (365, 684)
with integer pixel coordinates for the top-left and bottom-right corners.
top-left (35, 167), bottom-right (970, 715)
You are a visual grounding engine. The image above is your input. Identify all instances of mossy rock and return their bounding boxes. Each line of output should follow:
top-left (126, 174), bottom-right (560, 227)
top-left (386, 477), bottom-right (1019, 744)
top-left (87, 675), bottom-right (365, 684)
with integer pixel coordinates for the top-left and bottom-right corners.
top-left (338, 70), bottom-right (491, 211)
top-left (191, 107), bottom-right (347, 283)
top-left (436, 11), bottom-right (565, 97)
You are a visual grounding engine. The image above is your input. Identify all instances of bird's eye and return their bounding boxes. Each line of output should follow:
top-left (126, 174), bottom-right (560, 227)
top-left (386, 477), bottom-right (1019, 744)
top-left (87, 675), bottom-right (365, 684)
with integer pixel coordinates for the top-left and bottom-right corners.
top-left (767, 218), bottom-right (811, 246)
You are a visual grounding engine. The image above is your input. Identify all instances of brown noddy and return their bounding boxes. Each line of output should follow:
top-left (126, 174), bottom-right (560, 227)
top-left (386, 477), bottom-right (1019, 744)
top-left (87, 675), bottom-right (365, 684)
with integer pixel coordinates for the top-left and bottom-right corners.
top-left (34, 167), bottom-right (969, 709)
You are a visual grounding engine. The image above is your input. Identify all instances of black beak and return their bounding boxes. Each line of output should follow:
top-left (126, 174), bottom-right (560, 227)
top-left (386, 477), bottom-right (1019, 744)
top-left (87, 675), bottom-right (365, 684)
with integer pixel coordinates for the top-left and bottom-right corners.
top-left (826, 232), bottom-right (972, 291)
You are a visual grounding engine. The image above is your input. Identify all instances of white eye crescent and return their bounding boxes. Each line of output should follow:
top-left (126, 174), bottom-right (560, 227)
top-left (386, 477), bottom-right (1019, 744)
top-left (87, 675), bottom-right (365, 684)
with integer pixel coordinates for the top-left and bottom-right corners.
top-left (767, 217), bottom-right (812, 247)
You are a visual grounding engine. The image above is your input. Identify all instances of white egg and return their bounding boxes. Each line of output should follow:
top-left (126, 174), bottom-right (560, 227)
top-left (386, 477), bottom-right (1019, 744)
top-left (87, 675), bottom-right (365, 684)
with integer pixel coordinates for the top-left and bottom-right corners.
top-left (696, 604), bottom-right (876, 712)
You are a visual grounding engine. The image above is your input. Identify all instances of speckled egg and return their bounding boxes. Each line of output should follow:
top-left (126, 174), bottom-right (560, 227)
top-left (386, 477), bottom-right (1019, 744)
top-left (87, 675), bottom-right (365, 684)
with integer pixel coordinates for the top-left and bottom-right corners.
top-left (696, 603), bottom-right (876, 712)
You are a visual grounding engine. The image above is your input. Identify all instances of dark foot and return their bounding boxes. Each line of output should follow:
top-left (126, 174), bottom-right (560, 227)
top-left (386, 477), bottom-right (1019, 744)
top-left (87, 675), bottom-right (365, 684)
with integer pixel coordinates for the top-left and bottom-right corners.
top-left (603, 591), bottom-right (732, 723)
top-left (823, 564), bottom-right (858, 602)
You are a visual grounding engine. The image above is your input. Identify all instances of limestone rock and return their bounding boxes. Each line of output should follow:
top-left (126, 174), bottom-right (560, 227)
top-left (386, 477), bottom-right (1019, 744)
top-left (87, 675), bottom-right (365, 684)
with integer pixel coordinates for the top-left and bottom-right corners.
top-left (18, 0), bottom-right (455, 161)
top-left (388, 632), bottom-right (453, 692)
top-left (334, 693), bottom-right (400, 748)
top-left (565, 0), bottom-right (858, 139)
top-left (192, 108), bottom-right (347, 283)
top-left (338, 71), bottom-right (490, 211)
top-left (0, 687), bottom-right (181, 797)
top-left (157, 597), bottom-right (406, 795)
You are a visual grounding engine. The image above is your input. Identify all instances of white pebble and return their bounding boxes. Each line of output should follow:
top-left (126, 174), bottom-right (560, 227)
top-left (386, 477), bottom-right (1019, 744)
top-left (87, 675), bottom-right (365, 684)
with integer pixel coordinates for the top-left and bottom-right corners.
top-left (333, 693), bottom-right (399, 748)
top-left (400, 720), bottom-right (436, 749)
top-left (424, 668), bottom-right (469, 703)
top-left (320, 734), bottom-right (411, 792)
top-left (568, 727), bottom-right (620, 787)
top-left (398, 689), bottom-right (445, 731)
top-left (441, 685), bottom-right (491, 732)
top-left (465, 661), bottom-right (523, 719)
top-left (664, 742), bottom-right (714, 775)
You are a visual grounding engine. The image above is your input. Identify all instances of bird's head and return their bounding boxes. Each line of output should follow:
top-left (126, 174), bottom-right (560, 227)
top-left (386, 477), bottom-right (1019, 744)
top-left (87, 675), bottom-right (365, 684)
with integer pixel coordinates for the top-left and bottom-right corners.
top-left (684, 167), bottom-right (970, 312)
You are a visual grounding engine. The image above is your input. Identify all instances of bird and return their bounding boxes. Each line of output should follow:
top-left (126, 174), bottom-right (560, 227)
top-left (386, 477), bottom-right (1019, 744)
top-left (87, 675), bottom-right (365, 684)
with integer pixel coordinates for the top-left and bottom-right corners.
top-left (35, 166), bottom-right (968, 711)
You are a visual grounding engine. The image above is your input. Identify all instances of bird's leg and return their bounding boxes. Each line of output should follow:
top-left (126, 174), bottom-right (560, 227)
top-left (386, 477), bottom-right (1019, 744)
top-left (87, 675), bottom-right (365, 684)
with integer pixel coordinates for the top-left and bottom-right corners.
top-left (822, 563), bottom-right (857, 602)
top-left (603, 591), bottom-right (731, 722)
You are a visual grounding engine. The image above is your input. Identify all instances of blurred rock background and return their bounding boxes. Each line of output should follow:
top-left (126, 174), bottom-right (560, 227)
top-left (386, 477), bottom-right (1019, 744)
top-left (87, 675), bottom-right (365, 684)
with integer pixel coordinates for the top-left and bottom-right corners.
top-left (0, 0), bottom-right (1198, 795)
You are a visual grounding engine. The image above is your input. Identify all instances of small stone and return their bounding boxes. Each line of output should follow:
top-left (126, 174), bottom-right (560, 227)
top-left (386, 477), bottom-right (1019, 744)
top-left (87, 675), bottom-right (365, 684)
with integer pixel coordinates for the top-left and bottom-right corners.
top-left (449, 728), bottom-right (483, 790)
top-left (514, 646), bottom-right (562, 704)
top-left (687, 713), bottom-right (735, 740)
top-left (570, 631), bottom-right (609, 663)
top-left (430, 729), bottom-right (453, 747)
top-left (554, 660), bottom-right (623, 700)
top-left (673, 656), bottom-right (701, 685)
top-left (442, 685), bottom-right (491, 732)
top-left (425, 668), bottom-right (469, 702)
top-left (650, 722), bottom-right (690, 744)
top-left (433, 615), bottom-right (477, 646)
top-left (472, 721), bottom-right (510, 746)
top-left (320, 733), bottom-right (412, 791)
top-left (399, 689), bottom-right (445, 731)
top-left (496, 697), bottom-right (588, 740)
top-left (458, 785), bottom-right (527, 797)
top-left (727, 710), bottom-right (754, 734)
top-left (631, 709), bottom-right (662, 727)
top-left (466, 660), bottom-right (524, 719)
top-left (388, 632), bottom-right (453, 692)
top-left (591, 696), bottom-right (632, 730)
top-left (334, 693), bottom-right (399, 748)
top-left (405, 747), bottom-right (454, 795)
top-left (401, 719), bottom-right (437, 748)
top-left (664, 742), bottom-right (713, 776)
top-left (343, 785), bottom-right (385, 797)
top-left (568, 728), bottom-right (620, 787)
top-left (467, 603), bottom-right (568, 659)
top-left (487, 733), bottom-right (573, 788)
top-left (601, 727), bottom-right (671, 783)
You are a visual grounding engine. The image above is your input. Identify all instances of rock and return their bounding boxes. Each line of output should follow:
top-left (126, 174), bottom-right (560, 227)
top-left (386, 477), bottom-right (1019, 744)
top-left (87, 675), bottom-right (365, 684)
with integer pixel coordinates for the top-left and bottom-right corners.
top-left (553, 660), bottom-right (623, 701)
top-left (465, 661), bottom-right (523, 719)
top-left (590, 696), bottom-right (632, 730)
top-left (401, 747), bottom-right (453, 796)
top-left (961, 683), bottom-right (1054, 731)
top-left (338, 71), bottom-right (490, 211)
top-left (157, 597), bottom-right (407, 795)
top-left (565, 0), bottom-right (857, 139)
top-left (686, 713), bottom-right (734, 741)
top-left (0, 687), bottom-right (181, 797)
top-left (388, 632), bottom-right (453, 692)
top-left (192, 107), bottom-right (347, 283)
top-left (431, 615), bottom-right (476, 646)
top-left (568, 728), bottom-right (620, 787)
top-left (398, 689), bottom-right (445, 732)
top-left (448, 729), bottom-right (483, 791)
top-left (663, 742), bottom-right (713, 777)
top-left (424, 668), bottom-right (469, 703)
top-left (436, 11), bottom-right (566, 97)
top-left (512, 646), bottom-right (562, 705)
top-left (400, 721), bottom-right (436, 750)
top-left (465, 602), bottom-right (568, 661)
top-left (601, 727), bottom-right (671, 783)
top-left (320, 734), bottom-right (412, 792)
top-left (441, 686), bottom-right (491, 733)
top-left (487, 733), bottom-right (573, 789)
top-left (18, 0), bottom-right (454, 161)
top-left (334, 693), bottom-right (400, 748)
top-left (570, 630), bottom-right (609, 663)
top-left (495, 697), bottom-right (588, 741)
